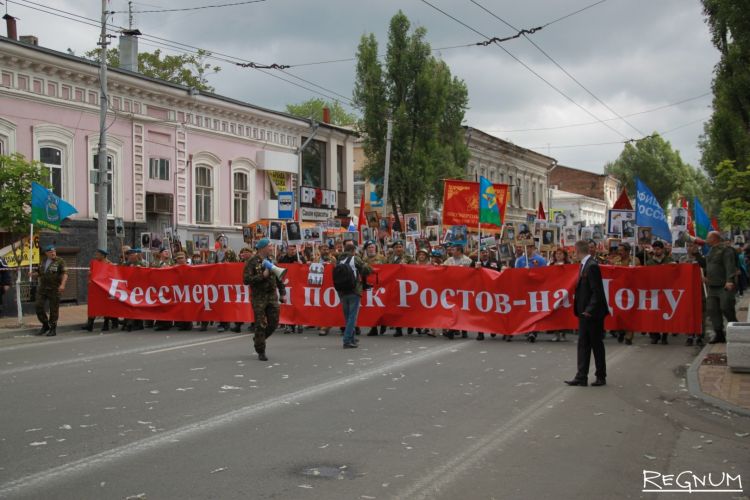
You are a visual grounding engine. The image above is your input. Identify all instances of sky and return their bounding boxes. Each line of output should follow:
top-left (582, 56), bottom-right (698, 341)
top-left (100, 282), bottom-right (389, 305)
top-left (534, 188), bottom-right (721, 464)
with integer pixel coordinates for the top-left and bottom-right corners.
top-left (6, 0), bottom-right (719, 173)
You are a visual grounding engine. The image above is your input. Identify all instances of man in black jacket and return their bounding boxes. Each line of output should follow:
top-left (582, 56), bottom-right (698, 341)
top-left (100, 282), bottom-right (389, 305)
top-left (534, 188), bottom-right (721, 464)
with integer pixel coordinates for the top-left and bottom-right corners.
top-left (566, 240), bottom-right (609, 387)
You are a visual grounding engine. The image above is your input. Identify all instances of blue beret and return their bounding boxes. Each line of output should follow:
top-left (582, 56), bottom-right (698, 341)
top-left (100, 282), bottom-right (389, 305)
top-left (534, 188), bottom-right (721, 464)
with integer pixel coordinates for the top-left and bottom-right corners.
top-left (44, 245), bottom-right (55, 252)
top-left (255, 238), bottom-right (270, 250)
top-left (95, 248), bottom-right (108, 256)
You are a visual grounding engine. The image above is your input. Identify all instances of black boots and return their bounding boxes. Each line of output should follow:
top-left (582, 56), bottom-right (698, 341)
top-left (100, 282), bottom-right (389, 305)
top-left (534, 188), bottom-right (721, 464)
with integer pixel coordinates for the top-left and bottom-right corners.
top-left (709, 332), bottom-right (726, 344)
top-left (35, 324), bottom-right (49, 336)
top-left (83, 318), bottom-right (94, 332)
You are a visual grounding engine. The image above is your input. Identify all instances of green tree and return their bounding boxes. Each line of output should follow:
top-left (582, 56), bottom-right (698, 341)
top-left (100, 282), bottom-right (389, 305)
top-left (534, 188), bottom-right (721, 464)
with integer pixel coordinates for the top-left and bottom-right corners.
top-left (699, 0), bottom-right (750, 228)
top-left (286, 98), bottom-right (358, 126)
top-left (84, 48), bottom-right (220, 92)
top-left (604, 134), bottom-right (709, 206)
top-left (714, 160), bottom-right (750, 228)
top-left (354, 11), bottom-right (469, 215)
top-left (0, 153), bottom-right (50, 267)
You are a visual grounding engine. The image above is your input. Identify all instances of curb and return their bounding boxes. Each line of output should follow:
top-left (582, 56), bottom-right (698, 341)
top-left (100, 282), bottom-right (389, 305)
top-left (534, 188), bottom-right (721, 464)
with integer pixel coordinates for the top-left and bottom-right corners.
top-left (0, 324), bottom-right (83, 340)
top-left (687, 342), bottom-right (750, 418)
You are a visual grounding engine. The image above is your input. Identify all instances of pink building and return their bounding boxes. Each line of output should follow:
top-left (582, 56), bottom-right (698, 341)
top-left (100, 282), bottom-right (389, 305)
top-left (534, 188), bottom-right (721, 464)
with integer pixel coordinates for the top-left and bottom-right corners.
top-left (0, 34), bottom-right (355, 303)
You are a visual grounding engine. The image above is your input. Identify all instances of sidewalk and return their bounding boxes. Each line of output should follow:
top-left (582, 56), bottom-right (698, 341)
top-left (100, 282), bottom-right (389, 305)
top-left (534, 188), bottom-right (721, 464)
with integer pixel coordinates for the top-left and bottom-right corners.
top-left (688, 293), bottom-right (750, 416)
top-left (0, 303), bottom-right (89, 338)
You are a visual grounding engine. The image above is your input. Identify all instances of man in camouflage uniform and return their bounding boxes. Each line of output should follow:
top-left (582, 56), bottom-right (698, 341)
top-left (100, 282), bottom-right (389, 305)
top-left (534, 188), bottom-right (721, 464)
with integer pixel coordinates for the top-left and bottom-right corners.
top-left (387, 240), bottom-right (415, 265)
top-left (121, 248), bottom-right (146, 332)
top-left (243, 238), bottom-right (286, 361)
top-left (705, 231), bottom-right (738, 344)
top-left (34, 245), bottom-right (68, 337)
top-left (153, 248), bottom-right (173, 268)
top-left (230, 247), bottom-right (254, 333)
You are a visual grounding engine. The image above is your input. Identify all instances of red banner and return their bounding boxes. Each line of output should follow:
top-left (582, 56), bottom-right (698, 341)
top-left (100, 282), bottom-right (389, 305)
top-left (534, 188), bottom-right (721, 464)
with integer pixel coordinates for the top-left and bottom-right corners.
top-left (88, 262), bottom-right (702, 335)
top-left (442, 180), bottom-right (508, 229)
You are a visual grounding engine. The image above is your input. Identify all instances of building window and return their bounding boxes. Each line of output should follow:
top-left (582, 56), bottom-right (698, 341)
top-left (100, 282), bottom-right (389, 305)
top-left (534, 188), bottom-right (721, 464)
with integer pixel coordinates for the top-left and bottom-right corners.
top-left (301, 138), bottom-right (326, 188)
top-left (532, 182), bottom-right (537, 207)
top-left (508, 175), bottom-right (516, 206)
top-left (149, 158), bottom-right (170, 181)
top-left (337, 145), bottom-right (344, 192)
top-left (195, 165), bottom-right (213, 224)
top-left (353, 169), bottom-right (365, 206)
top-left (92, 154), bottom-right (113, 215)
top-left (40, 146), bottom-right (63, 197)
top-left (233, 171), bottom-right (249, 225)
top-left (0, 117), bottom-right (17, 154)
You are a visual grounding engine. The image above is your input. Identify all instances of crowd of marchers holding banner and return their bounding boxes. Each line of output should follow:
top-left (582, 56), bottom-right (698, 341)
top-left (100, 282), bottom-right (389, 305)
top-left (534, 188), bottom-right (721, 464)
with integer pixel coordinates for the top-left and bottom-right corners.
top-left (7, 177), bottom-right (748, 350)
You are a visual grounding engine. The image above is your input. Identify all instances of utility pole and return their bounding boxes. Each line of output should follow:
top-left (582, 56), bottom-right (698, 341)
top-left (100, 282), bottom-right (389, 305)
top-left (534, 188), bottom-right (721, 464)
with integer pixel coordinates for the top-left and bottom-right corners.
top-left (381, 118), bottom-right (393, 218)
top-left (96, 0), bottom-right (109, 251)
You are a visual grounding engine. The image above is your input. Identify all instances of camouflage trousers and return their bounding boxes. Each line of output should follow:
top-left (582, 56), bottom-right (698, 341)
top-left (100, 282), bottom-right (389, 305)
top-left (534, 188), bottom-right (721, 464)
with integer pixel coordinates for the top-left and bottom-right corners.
top-left (707, 286), bottom-right (737, 335)
top-left (36, 288), bottom-right (60, 328)
top-left (252, 297), bottom-right (280, 354)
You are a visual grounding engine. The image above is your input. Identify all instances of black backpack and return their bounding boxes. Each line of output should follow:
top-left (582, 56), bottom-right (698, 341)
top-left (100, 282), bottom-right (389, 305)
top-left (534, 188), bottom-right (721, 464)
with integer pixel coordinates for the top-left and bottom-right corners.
top-left (333, 256), bottom-right (357, 293)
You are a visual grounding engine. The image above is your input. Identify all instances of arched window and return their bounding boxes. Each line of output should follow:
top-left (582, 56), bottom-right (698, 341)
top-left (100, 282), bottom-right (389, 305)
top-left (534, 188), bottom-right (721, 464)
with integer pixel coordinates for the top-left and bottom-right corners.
top-left (40, 146), bottom-right (63, 197)
top-left (34, 124), bottom-right (75, 204)
top-left (233, 171), bottom-right (248, 225)
top-left (0, 117), bottom-right (16, 154)
top-left (195, 165), bottom-right (213, 224)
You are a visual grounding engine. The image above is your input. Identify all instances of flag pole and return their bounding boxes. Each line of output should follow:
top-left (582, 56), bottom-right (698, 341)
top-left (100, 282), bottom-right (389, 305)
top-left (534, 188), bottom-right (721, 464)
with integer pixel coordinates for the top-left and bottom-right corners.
top-left (28, 223), bottom-right (34, 282)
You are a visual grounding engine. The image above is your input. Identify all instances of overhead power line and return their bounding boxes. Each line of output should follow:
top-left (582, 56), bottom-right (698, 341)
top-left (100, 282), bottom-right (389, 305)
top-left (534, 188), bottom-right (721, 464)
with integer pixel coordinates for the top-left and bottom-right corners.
top-left (469, 0), bottom-right (646, 137)
top-left (487, 92), bottom-right (711, 133)
top-left (418, 0), bottom-right (631, 141)
top-left (525, 116), bottom-right (710, 151)
top-left (9, 0), bottom-right (357, 109)
top-left (113, 0), bottom-right (267, 14)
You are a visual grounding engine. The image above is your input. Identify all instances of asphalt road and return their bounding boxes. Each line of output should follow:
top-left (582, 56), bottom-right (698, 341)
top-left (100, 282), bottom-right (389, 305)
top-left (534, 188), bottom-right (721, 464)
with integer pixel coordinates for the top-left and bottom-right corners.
top-left (0, 330), bottom-right (748, 500)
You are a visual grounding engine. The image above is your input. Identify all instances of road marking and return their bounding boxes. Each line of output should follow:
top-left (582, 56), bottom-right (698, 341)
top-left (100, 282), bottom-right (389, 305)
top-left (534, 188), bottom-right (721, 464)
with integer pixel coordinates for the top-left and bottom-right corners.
top-left (140, 335), bottom-right (244, 355)
top-left (0, 335), bottom-right (239, 377)
top-left (0, 341), bottom-right (469, 498)
top-left (394, 346), bottom-right (632, 500)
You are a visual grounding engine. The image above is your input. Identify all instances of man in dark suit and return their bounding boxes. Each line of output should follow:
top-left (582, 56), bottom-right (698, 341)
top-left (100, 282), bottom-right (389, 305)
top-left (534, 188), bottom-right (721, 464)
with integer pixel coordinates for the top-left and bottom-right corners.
top-left (566, 240), bottom-right (609, 387)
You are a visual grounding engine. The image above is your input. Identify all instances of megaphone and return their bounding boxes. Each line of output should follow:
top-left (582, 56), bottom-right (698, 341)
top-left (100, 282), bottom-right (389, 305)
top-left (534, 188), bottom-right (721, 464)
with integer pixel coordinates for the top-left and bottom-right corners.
top-left (263, 259), bottom-right (287, 281)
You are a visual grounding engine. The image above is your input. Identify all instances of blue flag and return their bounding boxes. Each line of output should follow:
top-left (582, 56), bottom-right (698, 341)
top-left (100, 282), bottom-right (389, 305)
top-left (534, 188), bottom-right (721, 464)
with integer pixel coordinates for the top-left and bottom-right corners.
top-left (693, 197), bottom-right (711, 239)
top-left (635, 178), bottom-right (670, 242)
top-left (31, 182), bottom-right (78, 232)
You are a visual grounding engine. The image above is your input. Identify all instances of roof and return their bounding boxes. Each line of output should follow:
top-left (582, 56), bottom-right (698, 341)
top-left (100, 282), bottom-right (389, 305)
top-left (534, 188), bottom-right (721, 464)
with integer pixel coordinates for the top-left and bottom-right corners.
top-left (464, 126), bottom-right (557, 165)
top-left (0, 36), bottom-right (356, 136)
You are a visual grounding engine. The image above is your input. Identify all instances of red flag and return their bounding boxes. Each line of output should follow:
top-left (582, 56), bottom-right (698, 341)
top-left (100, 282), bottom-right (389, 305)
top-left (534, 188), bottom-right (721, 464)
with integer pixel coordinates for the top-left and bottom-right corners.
top-left (681, 198), bottom-right (695, 237)
top-left (357, 191), bottom-right (367, 243)
top-left (711, 216), bottom-right (720, 232)
top-left (536, 201), bottom-right (546, 220)
top-left (612, 188), bottom-right (633, 210)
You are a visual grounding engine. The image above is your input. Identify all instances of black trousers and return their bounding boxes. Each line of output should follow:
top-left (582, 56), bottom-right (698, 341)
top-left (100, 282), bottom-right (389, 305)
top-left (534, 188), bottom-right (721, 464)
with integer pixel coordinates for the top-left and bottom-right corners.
top-left (576, 315), bottom-right (607, 381)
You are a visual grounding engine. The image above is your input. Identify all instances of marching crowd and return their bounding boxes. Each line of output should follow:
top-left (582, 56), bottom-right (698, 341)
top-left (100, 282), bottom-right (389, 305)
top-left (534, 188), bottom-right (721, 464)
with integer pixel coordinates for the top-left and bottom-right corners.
top-left (24, 227), bottom-right (739, 356)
